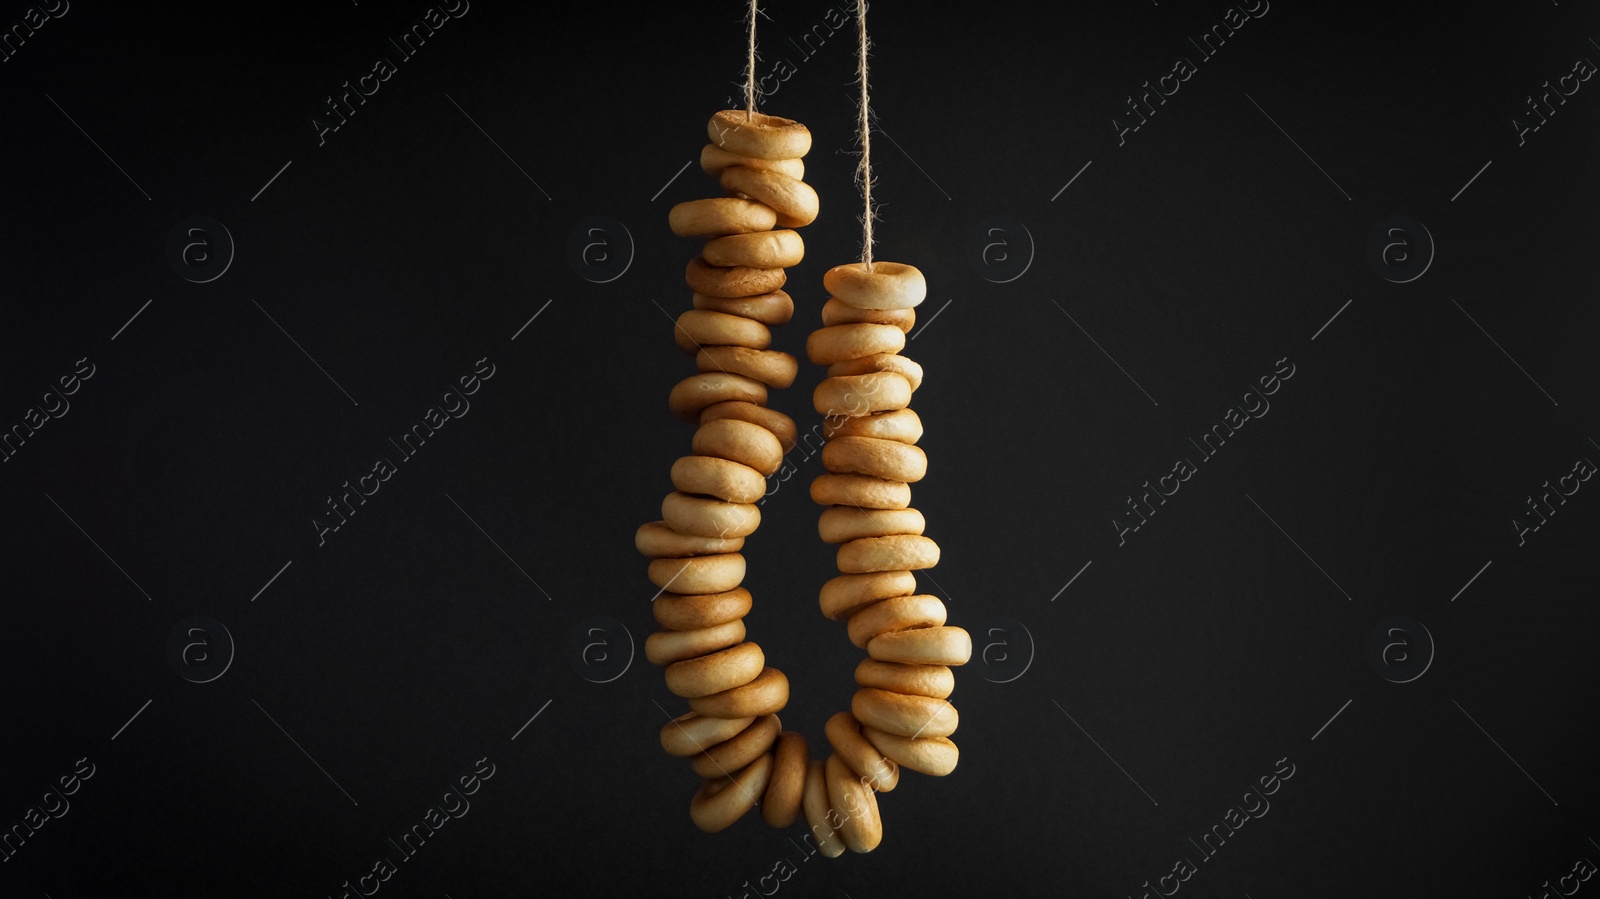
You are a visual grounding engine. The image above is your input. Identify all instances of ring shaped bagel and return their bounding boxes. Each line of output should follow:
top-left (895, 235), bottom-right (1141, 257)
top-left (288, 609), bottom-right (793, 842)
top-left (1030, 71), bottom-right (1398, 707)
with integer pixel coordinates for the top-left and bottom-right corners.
top-left (698, 346), bottom-right (798, 389)
top-left (690, 752), bottom-right (774, 833)
top-left (720, 166), bottom-right (819, 229)
top-left (703, 229), bottom-right (805, 269)
top-left (701, 143), bottom-right (805, 179)
top-left (823, 261), bottom-right (927, 310)
top-left (693, 290), bottom-right (794, 326)
top-left (645, 619), bottom-right (747, 666)
top-left (669, 198), bottom-right (778, 238)
top-left (665, 641), bottom-right (764, 698)
top-left (661, 711), bottom-right (754, 757)
top-left (708, 109), bottom-right (812, 160)
top-left (686, 256), bottom-right (787, 299)
top-left (653, 587), bottom-right (752, 632)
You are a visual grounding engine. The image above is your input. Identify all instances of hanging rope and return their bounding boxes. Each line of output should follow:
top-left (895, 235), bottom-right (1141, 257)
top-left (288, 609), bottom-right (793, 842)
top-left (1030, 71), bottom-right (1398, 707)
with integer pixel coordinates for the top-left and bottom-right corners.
top-left (855, 0), bottom-right (875, 270)
top-left (745, 0), bottom-right (759, 119)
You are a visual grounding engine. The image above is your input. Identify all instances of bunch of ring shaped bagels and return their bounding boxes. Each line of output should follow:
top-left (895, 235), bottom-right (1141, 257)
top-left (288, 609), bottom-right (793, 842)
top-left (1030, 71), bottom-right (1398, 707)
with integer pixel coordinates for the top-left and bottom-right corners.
top-left (636, 109), bottom-right (971, 855)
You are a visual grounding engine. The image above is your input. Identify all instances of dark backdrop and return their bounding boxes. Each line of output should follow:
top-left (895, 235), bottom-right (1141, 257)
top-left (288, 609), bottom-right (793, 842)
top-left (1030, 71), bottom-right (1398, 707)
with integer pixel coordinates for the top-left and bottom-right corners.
top-left (3, 1), bottom-right (1598, 897)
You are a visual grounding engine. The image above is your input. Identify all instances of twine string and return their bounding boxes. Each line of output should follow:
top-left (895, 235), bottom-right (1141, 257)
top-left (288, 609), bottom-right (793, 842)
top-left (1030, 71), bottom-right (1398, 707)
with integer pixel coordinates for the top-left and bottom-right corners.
top-left (745, 0), bottom-right (759, 119)
top-left (856, 1), bottom-right (875, 269)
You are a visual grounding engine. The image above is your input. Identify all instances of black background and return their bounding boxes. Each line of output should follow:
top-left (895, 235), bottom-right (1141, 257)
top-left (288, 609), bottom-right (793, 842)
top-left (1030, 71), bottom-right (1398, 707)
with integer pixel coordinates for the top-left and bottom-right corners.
top-left (3, 1), bottom-right (1598, 897)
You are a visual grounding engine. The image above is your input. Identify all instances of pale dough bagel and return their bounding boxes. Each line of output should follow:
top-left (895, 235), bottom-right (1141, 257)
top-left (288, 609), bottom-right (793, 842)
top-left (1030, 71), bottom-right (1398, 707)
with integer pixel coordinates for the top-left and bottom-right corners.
top-left (827, 353), bottom-right (924, 392)
top-left (645, 619), bottom-right (747, 666)
top-left (669, 197), bottom-right (778, 238)
top-left (697, 346), bottom-right (798, 389)
top-left (653, 587), bottom-right (752, 631)
top-left (867, 625), bottom-right (972, 667)
top-left (821, 296), bottom-right (915, 332)
top-left (661, 491), bottom-right (761, 539)
top-left (837, 534), bottom-right (941, 573)
top-left (703, 229), bottom-right (805, 269)
top-left (700, 143), bottom-right (805, 179)
top-left (673, 309), bottom-right (772, 354)
top-left (708, 109), bottom-right (812, 160)
top-left (823, 261), bottom-right (927, 310)
top-left (805, 323), bottom-right (906, 365)
top-left (692, 418), bottom-right (785, 477)
top-left (635, 520), bottom-right (744, 559)
top-left (660, 711), bottom-right (754, 757)
top-left (809, 473), bottom-right (911, 510)
top-left (720, 167), bottom-right (819, 229)
top-left (671, 455), bottom-right (766, 503)
top-left (822, 408), bottom-right (923, 444)
top-left (862, 727), bottom-right (960, 777)
top-left (689, 751), bottom-right (773, 833)
top-left (668, 372), bottom-right (767, 422)
top-left (689, 666), bottom-right (790, 719)
top-left (824, 711), bottom-right (899, 793)
top-left (851, 688), bottom-right (958, 738)
top-left (818, 506), bottom-right (925, 544)
top-left (854, 659), bottom-right (955, 699)
top-left (823, 436), bottom-right (928, 482)
top-left (825, 754), bottom-right (882, 853)
top-left (701, 400), bottom-right (799, 454)
top-left (846, 594), bottom-right (947, 649)
top-left (647, 551), bottom-right (747, 595)
top-left (693, 290), bottom-right (794, 326)
top-left (802, 760), bottom-right (847, 858)
top-left (813, 372), bottom-right (912, 418)
top-left (665, 641), bottom-right (764, 698)
top-left (761, 730), bottom-right (809, 828)
top-left (818, 570), bottom-right (918, 621)
top-left (685, 256), bottom-right (787, 298)
top-left (689, 713), bottom-right (781, 779)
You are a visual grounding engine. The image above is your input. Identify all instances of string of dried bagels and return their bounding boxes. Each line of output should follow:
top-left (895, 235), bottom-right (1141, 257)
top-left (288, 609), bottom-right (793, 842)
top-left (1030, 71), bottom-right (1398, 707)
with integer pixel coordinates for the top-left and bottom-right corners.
top-left (635, 0), bottom-right (969, 855)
